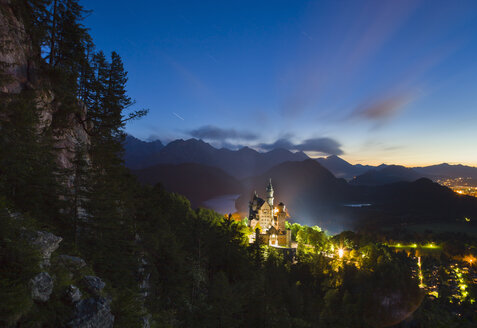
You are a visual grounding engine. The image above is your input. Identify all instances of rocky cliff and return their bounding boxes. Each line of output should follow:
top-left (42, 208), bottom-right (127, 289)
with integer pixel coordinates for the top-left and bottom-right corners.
top-left (0, 1), bottom-right (90, 174)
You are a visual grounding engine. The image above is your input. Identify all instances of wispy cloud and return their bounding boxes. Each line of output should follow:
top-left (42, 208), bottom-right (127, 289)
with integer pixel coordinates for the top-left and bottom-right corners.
top-left (259, 136), bottom-right (343, 155)
top-left (188, 125), bottom-right (259, 141)
top-left (351, 91), bottom-right (417, 123)
top-left (259, 138), bottom-right (295, 151)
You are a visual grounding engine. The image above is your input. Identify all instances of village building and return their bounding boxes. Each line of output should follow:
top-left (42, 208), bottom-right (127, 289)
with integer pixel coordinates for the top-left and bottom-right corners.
top-left (248, 179), bottom-right (291, 247)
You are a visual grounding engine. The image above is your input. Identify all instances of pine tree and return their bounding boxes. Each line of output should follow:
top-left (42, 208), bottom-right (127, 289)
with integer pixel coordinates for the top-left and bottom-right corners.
top-left (77, 51), bottom-right (148, 327)
top-left (0, 90), bottom-right (61, 226)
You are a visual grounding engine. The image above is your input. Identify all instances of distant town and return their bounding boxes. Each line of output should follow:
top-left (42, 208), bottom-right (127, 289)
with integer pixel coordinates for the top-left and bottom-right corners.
top-left (437, 177), bottom-right (477, 198)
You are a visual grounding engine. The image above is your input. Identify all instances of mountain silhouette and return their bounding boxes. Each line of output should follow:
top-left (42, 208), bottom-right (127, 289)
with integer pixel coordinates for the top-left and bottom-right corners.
top-left (129, 138), bottom-right (309, 178)
top-left (133, 162), bottom-right (242, 207)
top-left (350, 165), bottom-right (425, 186)
top-left (414, 163), bottom-right (477, 179)
top-left (123, 135), bottom-right (164, 169)
top-left (236, 159), bottom-right (351, 227)
top-left (317, 155), bottom-right (477, 182)
top-left (316, 155), bottom-right (376, 179)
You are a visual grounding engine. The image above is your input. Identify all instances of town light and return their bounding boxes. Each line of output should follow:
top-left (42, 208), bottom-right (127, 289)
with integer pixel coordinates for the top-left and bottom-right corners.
top-left (464, 255), bottom-right (476, 266)
top-left (338, 248), bottom-right (344, 259)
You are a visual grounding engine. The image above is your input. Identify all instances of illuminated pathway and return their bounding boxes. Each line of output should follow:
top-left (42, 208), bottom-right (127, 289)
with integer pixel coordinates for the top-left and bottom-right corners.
top-left (417, 257), bottom-right (424, 288)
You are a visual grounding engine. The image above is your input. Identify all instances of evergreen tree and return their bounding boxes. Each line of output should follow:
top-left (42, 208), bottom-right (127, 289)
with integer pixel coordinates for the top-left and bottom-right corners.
top-left (0, 89), bottom-right (61, 226)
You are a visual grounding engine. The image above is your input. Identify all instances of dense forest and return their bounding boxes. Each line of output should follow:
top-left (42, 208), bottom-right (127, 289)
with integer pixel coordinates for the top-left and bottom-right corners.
top-left (0, 1), bottom-right (476, 327)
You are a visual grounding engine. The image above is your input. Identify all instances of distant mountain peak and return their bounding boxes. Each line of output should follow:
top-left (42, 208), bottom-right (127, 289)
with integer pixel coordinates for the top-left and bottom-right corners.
top-left (165, 138), bottom-right (216, 150)
top-left (238, 146), bottom-right (257, 154)
top-left (125, 137), bottom-right (311, 178)
top-left (123, 134), bottom-right (164, 169)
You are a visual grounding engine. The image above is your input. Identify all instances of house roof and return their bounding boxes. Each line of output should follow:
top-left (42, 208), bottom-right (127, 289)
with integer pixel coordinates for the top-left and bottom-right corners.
top-left (267, 225), bottom-right (278, 235)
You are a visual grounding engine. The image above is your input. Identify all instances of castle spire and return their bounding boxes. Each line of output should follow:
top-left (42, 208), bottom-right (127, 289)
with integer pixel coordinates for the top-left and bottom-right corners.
top-left (266, 178), bottom-right (274, 206)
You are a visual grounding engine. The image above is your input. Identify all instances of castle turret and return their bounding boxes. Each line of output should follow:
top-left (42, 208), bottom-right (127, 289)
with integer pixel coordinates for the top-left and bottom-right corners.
top-left (266, 178), bottom-right (274, 206)
top-left (277, 201), bottom-right (287, 231)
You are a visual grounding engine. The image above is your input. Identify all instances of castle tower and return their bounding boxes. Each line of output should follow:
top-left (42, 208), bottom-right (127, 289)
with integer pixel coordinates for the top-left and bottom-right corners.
top-left (266, 178), bottom-right (274, 207)
top-left (277, 202), bottom-right (287, 231)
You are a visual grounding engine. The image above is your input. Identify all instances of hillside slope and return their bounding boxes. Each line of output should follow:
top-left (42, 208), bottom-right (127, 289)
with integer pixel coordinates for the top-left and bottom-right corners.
top-left (134, 162), bottom-right (243, 207)
top-left (350, 165), bottom-right (425, 186)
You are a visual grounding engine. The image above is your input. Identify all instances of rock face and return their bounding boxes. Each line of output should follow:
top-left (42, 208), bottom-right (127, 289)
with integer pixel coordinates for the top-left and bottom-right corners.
top-left (29, 272), bottom-right (53, 302)
top-left (82, 276), bottom-right (106, 295)
top-left (0, 1), bottom-right (33, 94)
top-left (0, 1), bottom-right (91, 174)
top-left (68, 297), bottom-right (114, 328)
top-left (29, 231), bottom-right (62, 267)
top-left (66, 285), bottom-right (82, 304)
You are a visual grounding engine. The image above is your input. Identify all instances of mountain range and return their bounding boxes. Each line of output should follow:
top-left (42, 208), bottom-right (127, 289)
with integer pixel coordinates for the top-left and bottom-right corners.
top-left (317, 155), bottom-right (477, 183)
top-left (124, 135), bottom-right (164, 169)
top-left (124, 135), bottom-right (477, 231)
top-left (125, 135), bottom-right (477, 183)
top-left (349, 165), bottom-right (424, 186)
top-left (124, 135), bottom-right (309, 178)
top-left (316, 155), bottom-right (376, 179)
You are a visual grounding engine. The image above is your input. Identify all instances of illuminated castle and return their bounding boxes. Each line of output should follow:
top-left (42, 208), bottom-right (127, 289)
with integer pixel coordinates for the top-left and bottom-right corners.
top-left (248, 179), bottom-right (291, 247)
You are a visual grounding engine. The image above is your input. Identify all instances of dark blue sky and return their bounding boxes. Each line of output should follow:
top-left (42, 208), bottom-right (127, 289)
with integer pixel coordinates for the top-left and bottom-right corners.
top-left (82, 0), bottom-right (477, 165)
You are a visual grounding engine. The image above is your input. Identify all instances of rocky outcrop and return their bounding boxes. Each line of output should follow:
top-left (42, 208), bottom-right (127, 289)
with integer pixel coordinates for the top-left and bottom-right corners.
top-left (68, 297), bottom-right (114, 328)
top-left (0, 1), bottom-right (91, 174)
top-left (29, 272), bottom-right (53, 302)
top-left (82, 276), bottom-right (106, 296)
top-left (65, 285), bottom-right (82, 304)
top-left (14, 213), bottom-right (115, 326)
top-left (28, 230), bottom-right (62, 267)
top-left (0, 1), bottom-right (34, 94)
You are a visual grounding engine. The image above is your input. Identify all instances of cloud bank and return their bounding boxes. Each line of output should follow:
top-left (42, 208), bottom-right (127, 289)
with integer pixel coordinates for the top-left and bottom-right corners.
top-left (260, 137), bottom-right (343, 155)
top-left (188, 126), bottom-right (342, 155)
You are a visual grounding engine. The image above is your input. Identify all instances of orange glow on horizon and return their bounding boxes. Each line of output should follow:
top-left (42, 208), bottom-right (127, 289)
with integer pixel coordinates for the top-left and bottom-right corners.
top-left (304, 152), bottom-right (477, 168)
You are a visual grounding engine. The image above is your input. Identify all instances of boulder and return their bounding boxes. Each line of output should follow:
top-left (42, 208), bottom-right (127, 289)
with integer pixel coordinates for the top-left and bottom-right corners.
top-left (29, 272), bottom-right (53, 302)
top-left (29, 231), bottom-right (62, 267)
top-left (82, 276), bottom-right (106, 295)
top-left (58, 255), bottom-right (87, 271)
top-left (65, 285), bottom-right (82, 303)
top-left (68, 297), bottom-right (114, 328)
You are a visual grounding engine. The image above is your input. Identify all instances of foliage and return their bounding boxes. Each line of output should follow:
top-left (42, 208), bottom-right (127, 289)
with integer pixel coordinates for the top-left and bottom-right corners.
top-left (2, 1), bottom-right (476, 327)
top-left (0, 208), bottom-right (39, 326)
